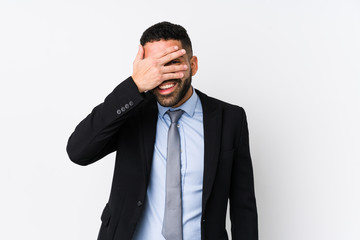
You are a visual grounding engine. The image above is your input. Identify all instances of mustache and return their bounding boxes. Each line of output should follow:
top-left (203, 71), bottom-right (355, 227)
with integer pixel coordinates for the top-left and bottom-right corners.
top-left (159, 67), bottom-right (191, 86)
top-left (160, 79), bottom-right (181, 85)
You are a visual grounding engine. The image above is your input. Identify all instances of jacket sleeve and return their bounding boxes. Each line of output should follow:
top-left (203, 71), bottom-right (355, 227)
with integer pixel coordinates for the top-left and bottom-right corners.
top-left (66, 77), bottom-right (145, 166)
top-left (230, 108), bottom-right (258, 239)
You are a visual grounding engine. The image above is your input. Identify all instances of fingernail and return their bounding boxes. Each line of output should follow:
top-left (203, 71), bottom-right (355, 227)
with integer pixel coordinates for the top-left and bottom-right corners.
top-left (174, 46), bottom-right (179, 50)
top-left (181, 49), bottom-right (186, 53)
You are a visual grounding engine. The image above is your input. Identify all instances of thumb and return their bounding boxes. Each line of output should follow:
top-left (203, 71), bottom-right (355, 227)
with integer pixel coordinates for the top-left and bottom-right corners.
top-left (134, 45), bottom-right (144, 62)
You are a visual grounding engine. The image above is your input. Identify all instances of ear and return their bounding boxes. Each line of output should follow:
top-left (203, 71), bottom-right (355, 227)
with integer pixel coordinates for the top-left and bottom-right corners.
top-left (190, 56), bottom-right (198, 76)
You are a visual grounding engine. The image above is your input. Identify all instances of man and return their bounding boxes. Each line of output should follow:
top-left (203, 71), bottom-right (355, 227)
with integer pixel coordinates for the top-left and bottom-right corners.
top-left (66, 21), bottom-right (258, 240)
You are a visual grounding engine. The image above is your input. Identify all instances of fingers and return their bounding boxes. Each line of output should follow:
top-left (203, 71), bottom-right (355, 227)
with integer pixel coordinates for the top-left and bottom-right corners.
top-left (154, 45), bottom-right (179, 58)
top-left (159, 49), bottom-right (186, 65)
top-left (134, 45), bottom-right (144, 62)
top-left (132, 44), bottom-right (188, 92)
top-left (162, 64), bottom-right (188, 74)
top-left (161, 72), bottom-right (184, 81)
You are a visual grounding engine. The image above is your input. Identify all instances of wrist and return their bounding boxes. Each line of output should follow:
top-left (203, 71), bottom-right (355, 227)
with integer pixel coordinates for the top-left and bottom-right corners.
top-left (131, 75), bottom-right (145, 93)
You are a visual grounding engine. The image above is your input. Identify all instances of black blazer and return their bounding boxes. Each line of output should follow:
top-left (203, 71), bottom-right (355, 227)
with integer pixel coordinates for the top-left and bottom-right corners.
top-left (66, 77), bottom-right (258, 240)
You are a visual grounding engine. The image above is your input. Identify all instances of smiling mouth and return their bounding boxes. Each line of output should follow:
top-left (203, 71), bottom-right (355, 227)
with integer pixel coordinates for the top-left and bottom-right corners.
top-left (156, 80), bottom-right (179, 95)
top-left (157, 79), bottom-right (180, 89)
top-left (158, 82), bottom-right (176, 90)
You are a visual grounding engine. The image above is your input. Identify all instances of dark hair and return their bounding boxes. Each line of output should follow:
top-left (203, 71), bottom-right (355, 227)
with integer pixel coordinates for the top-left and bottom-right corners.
top-left (140, 21), bottom-right (193, 57)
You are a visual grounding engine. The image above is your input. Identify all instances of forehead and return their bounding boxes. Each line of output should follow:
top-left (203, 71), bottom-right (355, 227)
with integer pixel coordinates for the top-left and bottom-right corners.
top-left (143, 39), bottom-right (183, 58)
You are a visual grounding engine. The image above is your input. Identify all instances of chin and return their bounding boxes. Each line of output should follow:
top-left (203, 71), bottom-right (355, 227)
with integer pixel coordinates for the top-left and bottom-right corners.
top-left (152, 75), bottom-right (192, 108)
top-left (155, 95), bottom-right (181, 107)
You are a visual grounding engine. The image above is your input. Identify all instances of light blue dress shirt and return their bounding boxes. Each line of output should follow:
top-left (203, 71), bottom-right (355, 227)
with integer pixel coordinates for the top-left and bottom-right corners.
top-left (133, 88), bottom-right (204, 240)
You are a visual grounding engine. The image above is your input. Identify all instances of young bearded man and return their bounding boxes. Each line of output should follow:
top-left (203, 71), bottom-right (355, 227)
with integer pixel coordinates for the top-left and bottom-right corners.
top-left (66, 21), bottom-right (258, 240)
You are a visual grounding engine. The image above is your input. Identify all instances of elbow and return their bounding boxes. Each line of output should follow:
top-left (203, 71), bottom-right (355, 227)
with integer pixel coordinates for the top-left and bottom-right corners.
top-left (66, 138), bottom-right (92, 166)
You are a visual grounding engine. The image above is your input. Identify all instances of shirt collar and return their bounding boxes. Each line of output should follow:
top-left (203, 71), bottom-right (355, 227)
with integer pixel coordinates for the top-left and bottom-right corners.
top-left (157, 87), bottom-right (198, 118)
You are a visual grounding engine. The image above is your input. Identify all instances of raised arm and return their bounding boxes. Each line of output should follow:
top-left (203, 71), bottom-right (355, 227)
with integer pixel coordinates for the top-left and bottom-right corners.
top-left (66, 45), bottom-right (187, 166)
top-left (66, 77), bottom-right (144, 166)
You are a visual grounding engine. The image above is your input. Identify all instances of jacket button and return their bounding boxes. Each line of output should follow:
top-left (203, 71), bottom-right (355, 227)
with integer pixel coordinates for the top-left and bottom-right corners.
top-left (121, 107), bottom-right (126, 112)
top-left (129, 101), bottom-right (134, 106)
top-left (137, 201), bottom-right (143, 207)
top-left (116, 109), bottom-right (121, 115)
top-left (202, 218), bottom-right (205, 223)
top-left (125, 104), bottom-right (129, 109)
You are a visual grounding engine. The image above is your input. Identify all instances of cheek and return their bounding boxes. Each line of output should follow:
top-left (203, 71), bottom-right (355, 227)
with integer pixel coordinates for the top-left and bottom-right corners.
top-left (181, 68), bottom-right (191, 79)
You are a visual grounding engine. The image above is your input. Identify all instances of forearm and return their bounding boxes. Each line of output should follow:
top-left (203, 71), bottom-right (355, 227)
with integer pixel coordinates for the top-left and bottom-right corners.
top-left (66, 77), bottom-right (144, 166)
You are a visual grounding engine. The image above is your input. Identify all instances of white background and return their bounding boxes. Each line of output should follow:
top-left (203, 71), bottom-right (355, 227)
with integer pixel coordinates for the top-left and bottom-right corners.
top-left (1, 0), bottom-right (359, 239)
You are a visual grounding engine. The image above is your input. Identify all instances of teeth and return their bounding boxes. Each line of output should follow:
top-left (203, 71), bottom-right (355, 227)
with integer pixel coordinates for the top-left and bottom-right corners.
top-left (159, 83), bottom-right (175, 90)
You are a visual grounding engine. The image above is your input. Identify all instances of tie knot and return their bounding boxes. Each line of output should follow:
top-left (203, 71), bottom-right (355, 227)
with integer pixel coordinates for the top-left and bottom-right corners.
top-left (167, 109), bottom-right (184, 124)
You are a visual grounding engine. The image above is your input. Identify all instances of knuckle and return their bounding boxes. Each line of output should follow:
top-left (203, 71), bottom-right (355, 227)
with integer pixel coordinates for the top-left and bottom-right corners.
top-left (165, 55), bottom-right (171, 62)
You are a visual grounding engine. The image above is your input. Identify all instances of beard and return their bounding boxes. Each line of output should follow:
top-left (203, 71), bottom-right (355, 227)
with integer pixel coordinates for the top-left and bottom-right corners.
top-left (151, 71), bottom-right (192, 107)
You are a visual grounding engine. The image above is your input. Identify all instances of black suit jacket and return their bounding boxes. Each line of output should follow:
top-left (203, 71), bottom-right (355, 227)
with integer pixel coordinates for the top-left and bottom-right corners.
top-left (66, 77), bottom-right (258, 240)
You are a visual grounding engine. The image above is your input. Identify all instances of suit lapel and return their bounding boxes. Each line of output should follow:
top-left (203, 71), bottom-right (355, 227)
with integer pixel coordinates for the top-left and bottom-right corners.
top-left (196, 90), bottom-right (223, 212)
top-left (138, 95), bottom-right (158, 182)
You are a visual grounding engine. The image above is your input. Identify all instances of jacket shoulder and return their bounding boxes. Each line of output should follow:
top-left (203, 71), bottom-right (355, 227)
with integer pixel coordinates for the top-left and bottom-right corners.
top-left (195, 89), bottom-right (246, 116)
